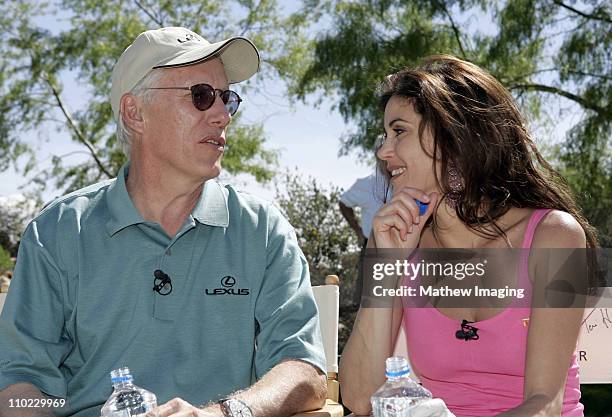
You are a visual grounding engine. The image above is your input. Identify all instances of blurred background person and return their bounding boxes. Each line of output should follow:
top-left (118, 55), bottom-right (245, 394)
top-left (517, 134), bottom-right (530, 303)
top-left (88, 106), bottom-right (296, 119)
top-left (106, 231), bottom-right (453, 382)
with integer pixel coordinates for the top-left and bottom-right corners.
top-left (340, 172), bottom-right (387, 305)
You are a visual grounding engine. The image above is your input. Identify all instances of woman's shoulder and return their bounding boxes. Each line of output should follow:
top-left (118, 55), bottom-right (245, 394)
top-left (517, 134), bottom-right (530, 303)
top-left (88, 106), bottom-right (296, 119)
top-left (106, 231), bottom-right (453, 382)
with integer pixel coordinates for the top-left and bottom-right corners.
top-left (531, 209), bottom-right (586, 248)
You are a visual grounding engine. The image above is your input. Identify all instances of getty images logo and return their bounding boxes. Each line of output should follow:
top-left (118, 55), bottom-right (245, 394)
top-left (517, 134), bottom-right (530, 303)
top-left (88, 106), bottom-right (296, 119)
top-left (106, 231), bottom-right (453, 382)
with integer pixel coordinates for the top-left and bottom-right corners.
top-left (205, 276), bottom-right (250, 296)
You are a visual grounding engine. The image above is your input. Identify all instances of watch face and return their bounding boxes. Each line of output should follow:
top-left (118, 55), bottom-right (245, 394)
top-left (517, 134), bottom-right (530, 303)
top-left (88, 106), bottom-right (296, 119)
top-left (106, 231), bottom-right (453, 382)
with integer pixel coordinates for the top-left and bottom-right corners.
top-left (225, 399), bottom-right (252, 417)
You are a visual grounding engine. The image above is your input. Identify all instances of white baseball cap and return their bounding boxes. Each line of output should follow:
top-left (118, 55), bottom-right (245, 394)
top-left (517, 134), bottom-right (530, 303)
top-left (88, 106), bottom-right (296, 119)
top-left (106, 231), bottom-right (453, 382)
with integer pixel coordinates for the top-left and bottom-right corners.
top-left (110, 26), bottom-right (260, 120)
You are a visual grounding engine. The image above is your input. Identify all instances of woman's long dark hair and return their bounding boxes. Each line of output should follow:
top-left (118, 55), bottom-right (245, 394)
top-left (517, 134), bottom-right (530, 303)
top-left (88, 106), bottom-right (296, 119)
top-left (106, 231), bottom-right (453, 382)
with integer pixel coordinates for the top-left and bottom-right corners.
top-left (377, 55), bottom-right (598, 254)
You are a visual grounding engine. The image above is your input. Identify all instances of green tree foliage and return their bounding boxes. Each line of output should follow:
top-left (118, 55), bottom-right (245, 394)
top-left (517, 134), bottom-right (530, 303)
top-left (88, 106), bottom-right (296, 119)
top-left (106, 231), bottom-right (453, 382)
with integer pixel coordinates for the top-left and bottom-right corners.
top-left (275, 171), bottom-right (359, 286)
top-left (0, 246), bottom-right (14, 273)
top-left (0, 0), bottom-right (289, 194)
top-left (279, 0), bottom-right (611, 244)
top-left (0, 195), bottom-right (40, 256)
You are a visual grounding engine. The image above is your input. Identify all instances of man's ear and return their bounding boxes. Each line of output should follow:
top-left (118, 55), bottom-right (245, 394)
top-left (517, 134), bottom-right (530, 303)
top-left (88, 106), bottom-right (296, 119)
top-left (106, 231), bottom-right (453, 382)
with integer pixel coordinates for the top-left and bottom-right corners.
top-left (120, 93), bottom-right (145, 136)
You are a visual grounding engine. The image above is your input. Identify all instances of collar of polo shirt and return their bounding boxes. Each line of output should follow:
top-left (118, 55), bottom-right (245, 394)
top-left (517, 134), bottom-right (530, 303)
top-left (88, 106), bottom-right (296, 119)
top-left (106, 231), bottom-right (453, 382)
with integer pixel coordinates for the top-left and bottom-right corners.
top-left (105, 163), bottom-right (229, 236)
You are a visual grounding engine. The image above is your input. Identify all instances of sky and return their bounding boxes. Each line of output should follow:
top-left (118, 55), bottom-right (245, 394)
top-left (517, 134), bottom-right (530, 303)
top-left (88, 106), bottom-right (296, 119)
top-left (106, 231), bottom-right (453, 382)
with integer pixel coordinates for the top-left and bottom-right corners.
top-left (0, 1), bottom-right (583, 206)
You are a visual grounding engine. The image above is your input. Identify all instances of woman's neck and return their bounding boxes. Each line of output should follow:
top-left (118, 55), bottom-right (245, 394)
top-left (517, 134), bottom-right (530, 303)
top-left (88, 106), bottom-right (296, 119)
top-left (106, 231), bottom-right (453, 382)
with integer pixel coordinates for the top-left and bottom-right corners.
top-left (424, 202), bottom-right (520, 248)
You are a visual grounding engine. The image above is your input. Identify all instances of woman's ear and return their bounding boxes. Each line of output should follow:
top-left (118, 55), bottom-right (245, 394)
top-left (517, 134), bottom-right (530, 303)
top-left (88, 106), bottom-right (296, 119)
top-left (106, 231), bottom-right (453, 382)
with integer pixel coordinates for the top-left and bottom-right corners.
top-left (120, 93), bottom-right (145, 136)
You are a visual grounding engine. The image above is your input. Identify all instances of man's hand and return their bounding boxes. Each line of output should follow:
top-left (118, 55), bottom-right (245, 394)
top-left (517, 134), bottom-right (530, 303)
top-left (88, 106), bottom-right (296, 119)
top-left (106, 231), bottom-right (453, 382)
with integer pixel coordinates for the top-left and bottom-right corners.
top-left (144, 360), bottom-right (324, 417)
top-left (339, 202), bottom-right (365, 244)
top-left (357, 234), bottom-right (366, 247)
top-left (145, 397), bottom-right (223, 417)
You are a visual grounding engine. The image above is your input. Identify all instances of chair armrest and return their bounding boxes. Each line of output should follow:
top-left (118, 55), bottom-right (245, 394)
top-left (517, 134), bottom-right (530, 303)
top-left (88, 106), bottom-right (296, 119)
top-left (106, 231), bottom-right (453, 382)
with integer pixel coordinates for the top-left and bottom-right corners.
top-left (291, 399), bottom-right (344, 417)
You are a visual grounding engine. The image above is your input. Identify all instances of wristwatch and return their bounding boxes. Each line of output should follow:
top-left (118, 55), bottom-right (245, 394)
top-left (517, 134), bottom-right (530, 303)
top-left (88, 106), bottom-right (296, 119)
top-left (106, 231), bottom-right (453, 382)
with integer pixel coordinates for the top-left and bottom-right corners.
top-left (219, 398), bottom-right (253, 417)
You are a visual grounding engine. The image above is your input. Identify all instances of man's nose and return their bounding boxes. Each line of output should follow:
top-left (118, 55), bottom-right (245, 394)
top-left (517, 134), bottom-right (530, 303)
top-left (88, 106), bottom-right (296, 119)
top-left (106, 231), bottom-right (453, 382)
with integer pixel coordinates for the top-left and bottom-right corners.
top-left (207, 94), bottom-right (231, 128)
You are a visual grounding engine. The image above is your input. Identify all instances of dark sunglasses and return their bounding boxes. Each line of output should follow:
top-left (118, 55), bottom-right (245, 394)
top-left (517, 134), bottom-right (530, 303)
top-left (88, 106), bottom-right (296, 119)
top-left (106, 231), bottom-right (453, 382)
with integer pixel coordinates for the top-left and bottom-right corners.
top-left (146, 83), bottom-right (242, 115)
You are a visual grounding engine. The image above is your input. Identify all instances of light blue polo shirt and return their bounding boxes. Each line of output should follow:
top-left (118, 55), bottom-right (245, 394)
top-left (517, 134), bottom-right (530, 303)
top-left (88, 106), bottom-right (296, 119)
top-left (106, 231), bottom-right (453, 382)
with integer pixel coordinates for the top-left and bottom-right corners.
top-left (0, 164), bottom-right (326, 417)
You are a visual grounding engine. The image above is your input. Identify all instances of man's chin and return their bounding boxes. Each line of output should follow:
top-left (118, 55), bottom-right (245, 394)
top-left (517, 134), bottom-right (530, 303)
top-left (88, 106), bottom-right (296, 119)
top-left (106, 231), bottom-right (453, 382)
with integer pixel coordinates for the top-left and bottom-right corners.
top-left (200, 164), bottom-right (222, 181)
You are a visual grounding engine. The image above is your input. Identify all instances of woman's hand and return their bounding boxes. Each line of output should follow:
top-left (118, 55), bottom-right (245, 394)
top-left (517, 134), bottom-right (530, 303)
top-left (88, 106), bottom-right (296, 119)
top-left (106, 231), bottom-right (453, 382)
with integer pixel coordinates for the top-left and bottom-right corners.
top-left (372, 188), bottom-right (438, 249)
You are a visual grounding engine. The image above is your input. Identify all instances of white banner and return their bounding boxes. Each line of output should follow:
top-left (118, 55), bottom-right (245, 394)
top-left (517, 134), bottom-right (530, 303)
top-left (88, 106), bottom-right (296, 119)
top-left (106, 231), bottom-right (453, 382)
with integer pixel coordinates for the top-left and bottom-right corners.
top-left (578, 287), bottom-right (612, 383)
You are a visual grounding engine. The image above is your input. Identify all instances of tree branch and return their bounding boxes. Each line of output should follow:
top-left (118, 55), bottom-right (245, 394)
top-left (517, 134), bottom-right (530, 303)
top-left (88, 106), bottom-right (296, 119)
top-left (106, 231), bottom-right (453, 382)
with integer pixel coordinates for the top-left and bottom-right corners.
top-left (552, 0), bottom-right (612, 24)
top-left (566, 70), bottom-right (612, 80)
top-left (508, 83), bottom-right (607, 115)
top-left (240, 0), bottom-right (264, 37)
top-left (133, 0), bottom-right (164, 27)
top-left (42, 73), bottom-right (113, 178)
top-left (187, 2), bottom-right (207, 29)
top-left (504, 67), bottom-right (612, 84)
top-left (435, 0), bottom-right (467, 58)
top-left (506, 67), bottom-right (558, 84)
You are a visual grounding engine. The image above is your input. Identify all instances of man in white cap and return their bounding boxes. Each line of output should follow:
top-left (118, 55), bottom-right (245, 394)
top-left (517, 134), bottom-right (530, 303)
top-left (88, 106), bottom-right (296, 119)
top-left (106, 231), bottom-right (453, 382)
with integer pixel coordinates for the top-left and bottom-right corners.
top-left (0, 27), bottom-right (326, 417)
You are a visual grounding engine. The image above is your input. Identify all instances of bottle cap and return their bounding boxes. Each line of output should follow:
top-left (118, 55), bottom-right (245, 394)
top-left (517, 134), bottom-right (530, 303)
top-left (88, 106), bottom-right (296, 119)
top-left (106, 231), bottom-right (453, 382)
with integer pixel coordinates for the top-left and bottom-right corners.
top-left (385, 356), bottom-right (411, 378)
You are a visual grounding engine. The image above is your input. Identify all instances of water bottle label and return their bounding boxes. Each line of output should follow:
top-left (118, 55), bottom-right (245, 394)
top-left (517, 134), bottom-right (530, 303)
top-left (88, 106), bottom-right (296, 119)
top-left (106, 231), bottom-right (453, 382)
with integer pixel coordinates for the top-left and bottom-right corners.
top-left (100, 410), bottom-right (129, 417)
top-left (129, 403), bottom-right (156, 416)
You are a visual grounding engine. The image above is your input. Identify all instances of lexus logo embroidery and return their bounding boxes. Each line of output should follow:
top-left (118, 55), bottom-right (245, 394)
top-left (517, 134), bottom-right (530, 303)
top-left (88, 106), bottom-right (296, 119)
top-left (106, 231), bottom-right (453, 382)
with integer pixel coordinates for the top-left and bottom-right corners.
top-left (205, 275), bottom-right (249, 296)
top-left (221, 276), bottom-right (236, 288)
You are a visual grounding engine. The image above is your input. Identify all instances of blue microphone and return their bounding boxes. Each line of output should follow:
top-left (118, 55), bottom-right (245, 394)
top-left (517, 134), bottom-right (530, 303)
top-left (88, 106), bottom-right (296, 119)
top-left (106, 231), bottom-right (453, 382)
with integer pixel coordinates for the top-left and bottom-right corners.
top-left (415, 199), bottom-right (429, 216)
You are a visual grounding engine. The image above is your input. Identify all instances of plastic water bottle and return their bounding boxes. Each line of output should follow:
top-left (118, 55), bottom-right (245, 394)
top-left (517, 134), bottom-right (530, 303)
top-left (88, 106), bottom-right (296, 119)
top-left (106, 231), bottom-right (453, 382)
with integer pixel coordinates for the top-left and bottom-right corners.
top-left (100, 367), bottom-right (157, 417)
top-left (371, 357), bottom-right (432, 417)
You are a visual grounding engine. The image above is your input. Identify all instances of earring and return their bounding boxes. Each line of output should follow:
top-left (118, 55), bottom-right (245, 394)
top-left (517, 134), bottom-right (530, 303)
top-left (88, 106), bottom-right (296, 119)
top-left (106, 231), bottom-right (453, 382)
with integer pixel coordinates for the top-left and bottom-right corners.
top-left (445, 160), bottom-right (464, 209)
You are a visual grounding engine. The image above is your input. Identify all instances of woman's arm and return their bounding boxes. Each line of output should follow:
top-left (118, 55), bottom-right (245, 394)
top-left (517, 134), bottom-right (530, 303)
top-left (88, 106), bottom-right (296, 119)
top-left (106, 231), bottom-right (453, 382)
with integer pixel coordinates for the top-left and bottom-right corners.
top-left (339, 189), bottom-right (438, 415)
top-left (339, 261), bottom-right (404, 414)
top-left (496, 210), bottom-right (587, 417)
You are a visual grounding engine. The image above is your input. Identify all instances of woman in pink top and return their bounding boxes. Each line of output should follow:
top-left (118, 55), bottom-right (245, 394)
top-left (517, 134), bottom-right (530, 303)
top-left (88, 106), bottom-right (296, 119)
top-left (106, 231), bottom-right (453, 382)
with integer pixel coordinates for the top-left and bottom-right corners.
top-left (340, 55), bottom-right (598, 417)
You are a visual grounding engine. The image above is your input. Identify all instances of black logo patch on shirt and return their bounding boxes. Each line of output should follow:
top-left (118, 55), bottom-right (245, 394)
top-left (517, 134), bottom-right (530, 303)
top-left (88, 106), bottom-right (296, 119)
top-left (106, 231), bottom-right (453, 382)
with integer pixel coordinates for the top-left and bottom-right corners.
top-left (205, 276), bottom-right (249, 296)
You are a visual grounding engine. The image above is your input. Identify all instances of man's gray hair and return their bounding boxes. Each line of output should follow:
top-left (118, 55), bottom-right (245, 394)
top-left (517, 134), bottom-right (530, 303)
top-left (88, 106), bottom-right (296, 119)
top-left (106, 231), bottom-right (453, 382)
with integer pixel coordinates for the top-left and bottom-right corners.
top-left (116, 69), bottom-right (166, 156)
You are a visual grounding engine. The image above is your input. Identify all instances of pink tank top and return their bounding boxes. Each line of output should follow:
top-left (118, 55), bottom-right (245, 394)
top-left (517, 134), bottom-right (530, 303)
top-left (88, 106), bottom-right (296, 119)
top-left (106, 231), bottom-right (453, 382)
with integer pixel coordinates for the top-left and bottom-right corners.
top-left (402, 209), bottom-right (583, 417)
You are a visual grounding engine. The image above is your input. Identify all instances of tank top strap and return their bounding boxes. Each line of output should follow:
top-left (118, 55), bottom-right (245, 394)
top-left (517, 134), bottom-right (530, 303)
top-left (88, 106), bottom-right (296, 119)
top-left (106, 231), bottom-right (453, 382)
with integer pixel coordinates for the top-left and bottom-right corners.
top-left (516, 209), bottom-right (553, 299)
top-left (521, 209), bottom-right (553, 249)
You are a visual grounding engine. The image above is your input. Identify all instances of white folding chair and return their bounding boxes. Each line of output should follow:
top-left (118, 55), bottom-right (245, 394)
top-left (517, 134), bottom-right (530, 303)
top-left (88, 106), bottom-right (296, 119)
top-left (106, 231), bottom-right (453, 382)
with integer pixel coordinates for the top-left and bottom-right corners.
top-left (293, 275), bottom-right (344, 417)
top-left (0, 292), bottom-right (6, 315)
